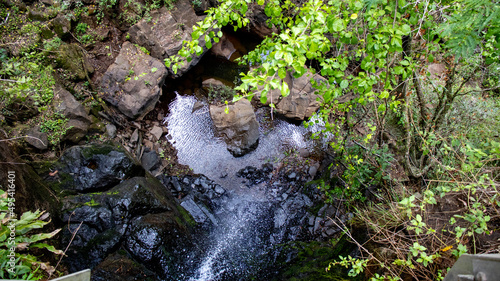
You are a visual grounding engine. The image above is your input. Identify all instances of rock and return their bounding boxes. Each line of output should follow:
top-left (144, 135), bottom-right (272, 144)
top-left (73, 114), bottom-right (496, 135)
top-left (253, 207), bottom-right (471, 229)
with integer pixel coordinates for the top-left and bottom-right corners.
top-left (55, 43), bottom-right (94, 81)
top-left (42, 144), bottom-right (145, 193)
top-left (100, 42), bottom-right (168, 119)
top-left (105, 124), bottom-right (117, 138)
top-left (25, 126), bottom-right (48, 150)
top-left (150, 125), bottom-right (163, 141)
top-left (88, 115), bottom-right (106, 134)
top-left (287, 172), bottom-right (296, 179)
top-left (308, 163), bottom-right (319, 177)
top-left (54, 85), bottom-right (91, 122)
top-left (276, 71), bottom-right (326, 120)
top-left (130, 128), bottom-right (139, 145)
top-left (52, 14), bottom-right (71, 39)
top-left (141, 151), bottom-right (160, 172)
top-left (128, 0), bottom-right (208, 77)
top-left (180, 197), bottom-right (208, 224)
top-left (53, 85), bottom-right (91, 143)
top-left (209, 99), bottom-right (259, 157)
top-left (92, 251), bottom-right (156, 281)
top-left (210, 33), bottom-right (246, 61)
top-left (214, 185), bottom-right (225, 195)
top-left (201, 77), bottom-right (232, 90)
top-left (61, 176), bottom-right (192, 274)
top-left (28, 8), bottom-right (50, 21)
top-left (299, 148), bottom-right (310, 158)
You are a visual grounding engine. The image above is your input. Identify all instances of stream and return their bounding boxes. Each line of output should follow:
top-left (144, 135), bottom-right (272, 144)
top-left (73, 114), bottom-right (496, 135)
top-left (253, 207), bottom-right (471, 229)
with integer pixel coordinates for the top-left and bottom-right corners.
top-left (164, 94), bottom-right (320, 280)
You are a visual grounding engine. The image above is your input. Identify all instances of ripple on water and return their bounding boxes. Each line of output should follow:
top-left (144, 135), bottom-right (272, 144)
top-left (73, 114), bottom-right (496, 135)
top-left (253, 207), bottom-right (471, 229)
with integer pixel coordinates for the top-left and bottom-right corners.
top-left (164, 94), bottom-right (315, 191)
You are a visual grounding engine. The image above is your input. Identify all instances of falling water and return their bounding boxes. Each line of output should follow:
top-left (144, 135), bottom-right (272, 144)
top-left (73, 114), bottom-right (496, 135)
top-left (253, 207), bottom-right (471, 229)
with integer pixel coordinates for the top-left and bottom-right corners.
top-left (164, 94), bottom-right (319, 280)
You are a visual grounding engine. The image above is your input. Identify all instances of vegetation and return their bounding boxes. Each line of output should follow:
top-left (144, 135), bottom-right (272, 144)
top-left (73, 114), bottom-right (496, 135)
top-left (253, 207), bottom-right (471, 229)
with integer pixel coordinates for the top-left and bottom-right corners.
top-left (0, 190), bottom-right (63, 280)
top-left (169, 0), bottom-right (500, 279)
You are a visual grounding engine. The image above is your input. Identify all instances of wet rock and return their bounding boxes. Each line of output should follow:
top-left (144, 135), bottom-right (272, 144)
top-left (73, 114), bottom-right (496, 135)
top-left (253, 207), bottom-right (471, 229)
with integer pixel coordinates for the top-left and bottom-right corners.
top-left (60, 176), bottom-right (191, 273)
top-left (100, 42), bottom-right (168, 120)
top-left (25, 126), bottom-right (48, 150)
top-left (127, 0), bottom-right (207, 77)
top-left (92, 251), bottom-right (156, 281)
top-left (42, 144), bottom-right (144, 193)
top-left (214, 185), bottom-right (225, 195)
top-left (236, 165), bottom-right (271, 186)
top-left (209, 99), bottom-right (259, 157)
top-left (124, 210), bottom-right (191, 279)
top-left (180, 196), bottom-right (209, 224)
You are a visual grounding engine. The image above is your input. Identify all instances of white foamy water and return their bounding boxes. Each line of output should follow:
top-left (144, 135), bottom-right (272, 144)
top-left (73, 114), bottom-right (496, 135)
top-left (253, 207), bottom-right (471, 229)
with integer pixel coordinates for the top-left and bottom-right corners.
top-left (164, 94), bottom-right (315, 189)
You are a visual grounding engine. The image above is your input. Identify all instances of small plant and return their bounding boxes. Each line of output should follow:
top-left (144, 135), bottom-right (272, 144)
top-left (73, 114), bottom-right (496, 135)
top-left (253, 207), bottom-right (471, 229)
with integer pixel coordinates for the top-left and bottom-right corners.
top-left (75, 22), bottom-right (88, 34)
top-left (192, 0), bottom-right (202, 8)
top-left (206, 85), bottom-right (236, 104)
top-left (0, 190), bottom-right (63, 279)
top-left (39, 112), bottom-right (71, 146)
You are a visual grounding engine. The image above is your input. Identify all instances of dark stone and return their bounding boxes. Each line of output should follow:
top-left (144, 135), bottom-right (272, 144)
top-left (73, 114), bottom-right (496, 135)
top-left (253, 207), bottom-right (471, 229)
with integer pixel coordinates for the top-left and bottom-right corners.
top-left (42, 144), bottom-right (144, 193)
top-left (141, 151), bottom-right (160, 172)
top-left (55, 43), bottom-right (94, 81)
top-left (60, 176), bottom-right (192, 274)
top-left (124, 212), bottom-right (190, 278)
top-left (92, 251), bottom-right (157, 281)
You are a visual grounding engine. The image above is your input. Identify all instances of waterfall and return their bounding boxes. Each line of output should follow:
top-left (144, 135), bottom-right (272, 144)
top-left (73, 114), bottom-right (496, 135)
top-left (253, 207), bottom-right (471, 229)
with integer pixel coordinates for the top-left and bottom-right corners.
top-left (164, 94), bottom-right (321, 280)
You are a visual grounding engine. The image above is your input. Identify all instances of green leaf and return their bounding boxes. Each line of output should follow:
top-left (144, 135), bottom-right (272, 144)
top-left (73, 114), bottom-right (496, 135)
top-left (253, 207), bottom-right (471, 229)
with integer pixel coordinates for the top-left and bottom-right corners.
top-left (281, 80), bottom-right (289, 97)
top-left (31, 242), bottom-right (63, 255)
top-left (401, 24), bottom-right (411, 35)
top-left (340, 80), bottom-right (349, 89)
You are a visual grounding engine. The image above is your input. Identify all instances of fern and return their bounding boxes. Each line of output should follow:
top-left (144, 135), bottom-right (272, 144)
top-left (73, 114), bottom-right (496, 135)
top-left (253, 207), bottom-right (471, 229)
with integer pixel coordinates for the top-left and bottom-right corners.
top-left (440, 0), bottom-right (500, 59)
top-left (0, 190), bottom-right (62, 280)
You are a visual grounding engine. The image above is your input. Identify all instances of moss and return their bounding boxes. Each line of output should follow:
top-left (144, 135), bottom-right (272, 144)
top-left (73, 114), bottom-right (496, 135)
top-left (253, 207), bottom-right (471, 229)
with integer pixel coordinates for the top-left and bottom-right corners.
top-left (274, 237), bottom-right (365, 281)
top-left (175, 204), bottom-right (196, 228)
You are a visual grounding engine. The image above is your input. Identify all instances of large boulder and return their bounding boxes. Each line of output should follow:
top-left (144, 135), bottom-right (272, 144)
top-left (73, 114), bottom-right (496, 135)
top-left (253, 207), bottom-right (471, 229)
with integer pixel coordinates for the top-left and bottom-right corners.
top-left (275, 72), bottom-right (326, 121)
top-left (100, 42), bottom-right (168, 119)
top-left (209, 99), bottom-right (259, 157)
top-left (128, 0), bottom-right (208, 77)
top-left (38, 144), bottom-right (145, 194)
top-left (60, 176), bottom-right (193, 274)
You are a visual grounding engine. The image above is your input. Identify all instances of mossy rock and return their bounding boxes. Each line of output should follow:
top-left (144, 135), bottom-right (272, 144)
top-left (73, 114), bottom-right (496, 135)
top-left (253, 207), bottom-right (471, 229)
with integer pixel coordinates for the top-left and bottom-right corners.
top-left (274, 237), bottom-right (365, 281)
top-left (55, 43), bottom-right (94, 81)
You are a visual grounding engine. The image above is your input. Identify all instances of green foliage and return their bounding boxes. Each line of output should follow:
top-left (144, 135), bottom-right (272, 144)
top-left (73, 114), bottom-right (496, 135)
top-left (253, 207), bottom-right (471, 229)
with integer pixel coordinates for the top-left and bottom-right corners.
top-left (439, 0), bottom-right (500, 61)
top-left (0, 51), bottom-right (56, 114)
top-left (191, 0), bottom-right (202, 8)
top-left (0, 190), bottom-right (62, 280)
top-left (39, 112), bottom-right (71, 146)
top-left (75, 22), bottom-right (88, 34)
top-left (206, 84), bottom-right (237, 104)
